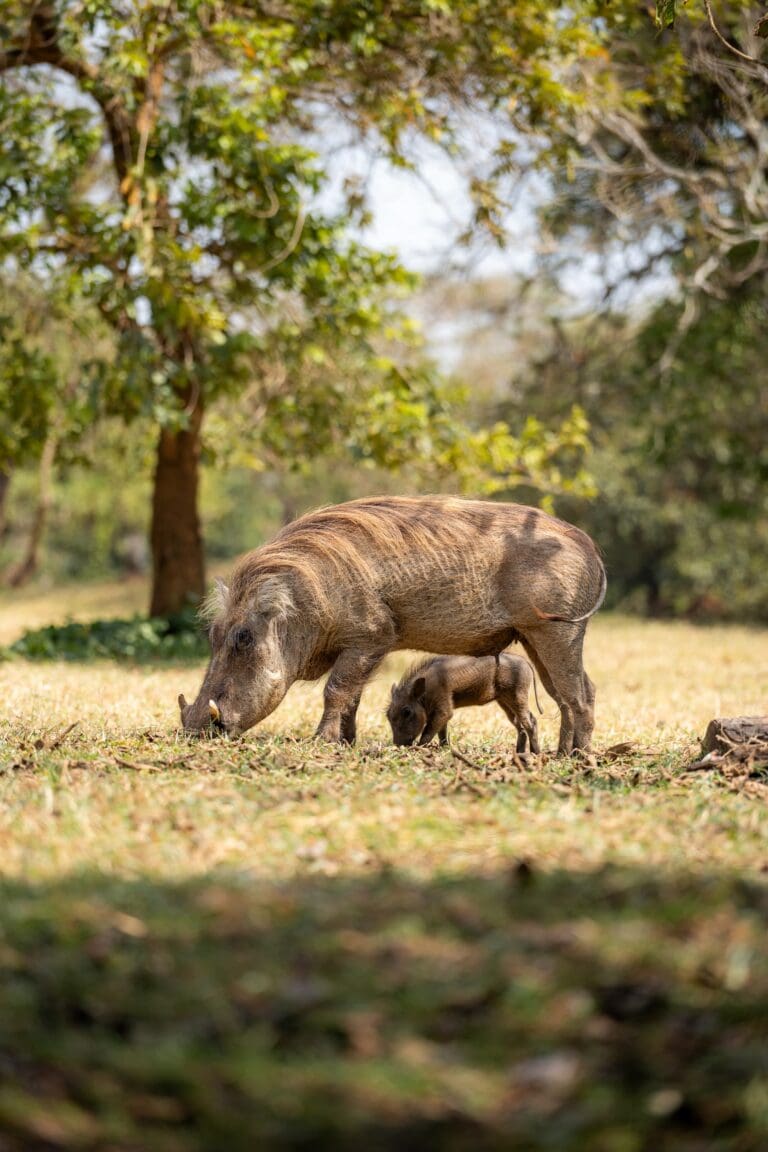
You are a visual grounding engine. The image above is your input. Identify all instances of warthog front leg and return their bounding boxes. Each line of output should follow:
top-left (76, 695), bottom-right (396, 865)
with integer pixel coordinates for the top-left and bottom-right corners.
top-left (316, 648), bottom-right (387, 743)
top-left (340, 688), bottom-right (364, 745)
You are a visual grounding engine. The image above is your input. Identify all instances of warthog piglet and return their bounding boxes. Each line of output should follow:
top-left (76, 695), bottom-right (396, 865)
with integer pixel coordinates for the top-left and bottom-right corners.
top-left (388, 652), bottom-right (542, 751)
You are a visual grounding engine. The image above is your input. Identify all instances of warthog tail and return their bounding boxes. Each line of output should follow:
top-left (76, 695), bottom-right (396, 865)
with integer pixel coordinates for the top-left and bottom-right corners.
top-left (533, 562), bottom-right (607, 625)
top-left (530, 666), bottom-right (544, 714)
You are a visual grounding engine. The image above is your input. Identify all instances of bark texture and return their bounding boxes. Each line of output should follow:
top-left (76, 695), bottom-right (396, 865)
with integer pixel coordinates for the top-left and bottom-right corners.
top-left (0, 469), bottom-right (10, 539)
top-left (7, 437), bottom-right (55, 588)
top-left (149, 395), bottom-right (206, 617)
top-left (702, 717), bottom-right (768, 756)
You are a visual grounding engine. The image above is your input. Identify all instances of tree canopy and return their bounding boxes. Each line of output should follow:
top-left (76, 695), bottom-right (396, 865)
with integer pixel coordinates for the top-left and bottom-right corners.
top-left (0, 0), bottom-right (603, 611)
top-left (2, 1), bottom-right (764, 617)
top-left (538, 2), bottom-right (768, 302)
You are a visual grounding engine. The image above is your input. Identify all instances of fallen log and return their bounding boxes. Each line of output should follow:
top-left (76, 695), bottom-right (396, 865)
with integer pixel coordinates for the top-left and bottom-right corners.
top-left (701, 717), bottom-right (768, 756)
top-left (683, 717), bottom-right (768, 776)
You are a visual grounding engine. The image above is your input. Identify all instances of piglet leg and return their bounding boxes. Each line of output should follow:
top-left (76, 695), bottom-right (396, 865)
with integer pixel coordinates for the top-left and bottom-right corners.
top-left (418, 706), bottom-right (453, 747)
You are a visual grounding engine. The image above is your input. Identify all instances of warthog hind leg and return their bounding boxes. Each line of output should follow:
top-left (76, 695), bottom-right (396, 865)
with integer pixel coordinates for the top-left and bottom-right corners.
top-left (498, 699), bottom-right (538, 754)
top-left (522, 623), bottom-right (593, 756)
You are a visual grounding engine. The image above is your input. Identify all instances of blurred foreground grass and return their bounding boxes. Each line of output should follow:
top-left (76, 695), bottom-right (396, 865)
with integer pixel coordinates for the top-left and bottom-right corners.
top-left (0, 867), bottom-right (766, 1151)
top-left (0, 579), bottom-right (767, 1149)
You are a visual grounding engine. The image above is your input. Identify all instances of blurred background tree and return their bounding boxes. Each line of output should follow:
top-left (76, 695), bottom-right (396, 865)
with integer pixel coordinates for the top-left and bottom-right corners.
top-left (1, 1), bottom-right (765, 621)
top-left (0, 0), bottom-right (597, 613)
top-left (529, 0), bottom-right (768, 618)
top-left (0, 272), bottom-right (100, 585)
top-left (423, 270), bottom-right (768, 620)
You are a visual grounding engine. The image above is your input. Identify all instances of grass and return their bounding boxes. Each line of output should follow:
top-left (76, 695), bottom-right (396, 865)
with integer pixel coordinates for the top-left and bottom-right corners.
top-left (0, 577), bottom-right (767, 1150)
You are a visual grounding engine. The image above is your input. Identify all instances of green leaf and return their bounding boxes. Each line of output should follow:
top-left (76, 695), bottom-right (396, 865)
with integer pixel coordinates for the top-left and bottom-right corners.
top-left (655, 1), bottom-right (678, 28)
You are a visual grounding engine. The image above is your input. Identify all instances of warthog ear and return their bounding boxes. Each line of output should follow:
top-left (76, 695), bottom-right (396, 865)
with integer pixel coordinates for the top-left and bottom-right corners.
top-left (412, 676), bottom-right (427, 704)
top-left (200, 578), bottom-right (230, 623)
top-left (254, 576), bottom-right (293, 620)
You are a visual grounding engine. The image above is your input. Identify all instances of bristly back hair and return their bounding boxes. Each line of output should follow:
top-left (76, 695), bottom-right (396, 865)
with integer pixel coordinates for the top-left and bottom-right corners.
top-left (393, 654), bottom-right (437, 696)
top-left (225, 495), bottom-right (603, 618)
top-left (229, 496), bottom-right (509, 613)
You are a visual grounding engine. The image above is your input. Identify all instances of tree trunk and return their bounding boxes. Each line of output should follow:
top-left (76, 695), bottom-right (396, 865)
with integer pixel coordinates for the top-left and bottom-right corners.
top-left (0, 468), bottom-right (10, 539)
top-left (280, 490), bottom-right (298, 527)
top-left (7, 436), bottom-right (55, 588)
top-left (149, 391), bottom-right (206, 617)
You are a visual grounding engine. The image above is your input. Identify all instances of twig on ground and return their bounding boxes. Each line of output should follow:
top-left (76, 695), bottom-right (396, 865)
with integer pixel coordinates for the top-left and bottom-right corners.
top-left (114, 758), bottom-right (162, 773)
top-left (47, 721), bottom-right (80, 751)
top-left (445, 749), bottom-right (486, 797)
top-left (451, 747), bottom-right (482, 773)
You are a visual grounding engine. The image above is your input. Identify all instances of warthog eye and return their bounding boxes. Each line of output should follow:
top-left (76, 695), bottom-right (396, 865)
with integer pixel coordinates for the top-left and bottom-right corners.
top-left (401, 706), bottom-right (413, 720)
top-left (232, 626), bottom-right (253, 653)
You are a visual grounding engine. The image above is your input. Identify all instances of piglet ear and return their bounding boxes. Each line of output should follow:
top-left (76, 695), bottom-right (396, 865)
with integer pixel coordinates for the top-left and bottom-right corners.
top-left (412, 676), bottom-right (427, 703)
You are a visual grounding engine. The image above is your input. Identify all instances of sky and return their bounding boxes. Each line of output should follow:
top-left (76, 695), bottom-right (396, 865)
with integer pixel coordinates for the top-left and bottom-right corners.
top-left (323, 133), bottom-right (542, 281)
top-left (338, 141), bottom-right (675, 313)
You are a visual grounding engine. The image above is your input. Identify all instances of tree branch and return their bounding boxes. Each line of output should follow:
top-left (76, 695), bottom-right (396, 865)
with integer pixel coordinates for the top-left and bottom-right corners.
top-left (0, 3), bottom-right (134, 187)
top-left (703, 0), bottom-right (765, 67)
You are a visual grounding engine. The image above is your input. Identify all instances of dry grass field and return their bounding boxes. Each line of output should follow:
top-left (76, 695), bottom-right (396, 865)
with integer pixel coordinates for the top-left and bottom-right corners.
top-left (0, 577), bottom-right (767, 1150)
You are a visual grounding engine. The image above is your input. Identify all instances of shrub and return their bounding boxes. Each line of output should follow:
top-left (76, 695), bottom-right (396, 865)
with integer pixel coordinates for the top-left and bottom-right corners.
top-left (7, 612), bottom-right (208, 663)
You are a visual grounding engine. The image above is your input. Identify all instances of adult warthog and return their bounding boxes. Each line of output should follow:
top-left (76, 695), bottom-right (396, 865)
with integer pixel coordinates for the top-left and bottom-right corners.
top-left (179, 496), bottom-right (606, 754)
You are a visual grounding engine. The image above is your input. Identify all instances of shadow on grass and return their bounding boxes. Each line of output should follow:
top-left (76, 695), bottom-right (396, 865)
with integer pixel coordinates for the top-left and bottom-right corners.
top-left (0, 865), bottom-right (766, 1151)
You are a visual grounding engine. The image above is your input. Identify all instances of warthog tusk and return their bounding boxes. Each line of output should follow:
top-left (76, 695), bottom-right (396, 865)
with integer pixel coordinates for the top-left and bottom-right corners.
top-left (178, 693), bottom-right (188, 713)
top-left (209, 699), bottom-right (221, 722)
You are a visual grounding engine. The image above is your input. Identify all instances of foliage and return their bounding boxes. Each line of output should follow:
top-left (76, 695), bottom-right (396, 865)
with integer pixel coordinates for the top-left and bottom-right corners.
top-left (0, 275), bottom-right (96, 472)
top-left (0, 326), bottom-right (57, 471)
top-left (542, 1), bottom-right (768, 300)
top-left (657, 0), bottom-right (768, 35)
top-left (562, 449), bottom-right (768, 621)
top-left (587, 285), bottom-right (768, 619)
top-left (655, 0), bottom-right (682, 27)
top-left (428, 270), bottom-right (768, 620)
top-left (631, 287), bottom-right (768, 515)
top-left (0, 0), bottom-right (607, 612)
top-left (8, 612), bottom-right (207, 663)
top-left (213, 368), bottom-right (595, 499)
top-left (575, 285), bottom-right (768, 619)
top-left (0, 265), bottom-right (113, 593)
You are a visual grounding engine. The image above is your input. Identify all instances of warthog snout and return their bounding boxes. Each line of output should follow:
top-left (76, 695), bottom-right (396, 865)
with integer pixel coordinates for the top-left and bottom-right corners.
top-left (178, 692), bottom-right (228, 736)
